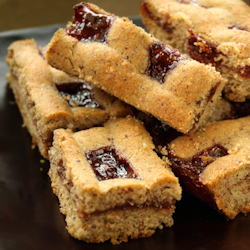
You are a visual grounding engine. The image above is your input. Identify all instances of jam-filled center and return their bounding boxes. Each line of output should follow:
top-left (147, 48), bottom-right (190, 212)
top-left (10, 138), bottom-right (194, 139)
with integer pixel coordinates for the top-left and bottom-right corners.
top-left (85, 146), bottom-right (140, 181)
top-left (66, 2), bottom-right (115, 42)
top-left (188, 30), bottom-right (250, 77)
top-left (168, 144), bottom-right (228, 185)
top-left (146, 41), bottom-right (184, 84)
top-left (168, 144), bottom-right (228, 209)
top-left (56, 82), bottom-right (101, 108)
top-left (187, 29), bottom-right (218, 66)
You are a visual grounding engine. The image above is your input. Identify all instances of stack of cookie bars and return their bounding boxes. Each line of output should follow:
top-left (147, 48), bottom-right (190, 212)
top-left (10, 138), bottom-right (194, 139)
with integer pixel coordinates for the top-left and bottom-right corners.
top-left (5, 0), bottom-right (250, 244)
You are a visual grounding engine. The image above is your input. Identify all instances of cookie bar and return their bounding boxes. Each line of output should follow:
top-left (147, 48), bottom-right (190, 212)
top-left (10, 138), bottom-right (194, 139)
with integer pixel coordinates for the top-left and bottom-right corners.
top-left (135, 97), bottom-right (250, 148)
top-left (45, 2), bottom-right (225, 134)
top-left (6, 39), bottom-right (132, 158)
top-left (48, 116), bottom-right (182, 244)
top-left (160, 116), bottom-right (250, 219)
top-left (141, 0), bottom-right (250, 102)
top-left (205, 98), bottom-right (250, 125)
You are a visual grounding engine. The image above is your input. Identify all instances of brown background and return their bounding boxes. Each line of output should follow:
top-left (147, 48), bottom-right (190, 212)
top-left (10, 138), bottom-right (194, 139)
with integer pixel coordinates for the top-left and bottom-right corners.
top-left (1, 0), bottom-right (250, 32)
top-left (0, 0), bottom-right (140, 32)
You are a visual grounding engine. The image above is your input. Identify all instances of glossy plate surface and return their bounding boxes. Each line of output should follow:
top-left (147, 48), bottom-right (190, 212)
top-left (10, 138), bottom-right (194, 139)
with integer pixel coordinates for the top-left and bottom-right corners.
top-left (0, 18), bottom-right (250, 250)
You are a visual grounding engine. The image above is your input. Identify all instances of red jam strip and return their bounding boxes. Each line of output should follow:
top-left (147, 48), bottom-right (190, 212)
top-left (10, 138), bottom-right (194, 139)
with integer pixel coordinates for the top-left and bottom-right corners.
top-left (168, 144), bottom-right (228, 188)
top-left (187, 29), bottom-right (218, 66)
top-left (66, 2), bottom-right (115, 42)
top-left (188, 30), bottom-right (250, 78)
top-left (141, 3), bottom-right (250, 78)
top-left (168, 144), bottom-right (228, 206)
top-left (85, 146), bottom-right (140, 181)
top-left (146, 41), bottom-right (184, 83)
top-left (56, 82), bottom-right (101, 108)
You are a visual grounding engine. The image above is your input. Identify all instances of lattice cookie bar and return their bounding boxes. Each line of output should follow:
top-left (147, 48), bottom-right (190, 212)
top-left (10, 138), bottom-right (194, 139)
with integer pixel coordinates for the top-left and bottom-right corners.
top-left (160, 115), bottom-right (250, 219)
top-left (48, 116), bottom-right (182, 244)
top-left (141, 0), bottom-right (250, 102)
top-left (6, 39), bottom-right (132, 158)
top-left (45, 2), bottom-right (225, 134)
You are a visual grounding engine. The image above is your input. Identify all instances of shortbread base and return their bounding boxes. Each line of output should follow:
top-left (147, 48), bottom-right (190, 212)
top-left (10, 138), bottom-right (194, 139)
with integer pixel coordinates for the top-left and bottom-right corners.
top-left (49, 166), bottom-right (176, 244)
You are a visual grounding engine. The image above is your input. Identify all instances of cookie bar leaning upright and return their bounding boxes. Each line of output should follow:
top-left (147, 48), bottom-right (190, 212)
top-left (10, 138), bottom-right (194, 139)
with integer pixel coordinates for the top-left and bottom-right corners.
top-left (141, 0), bottom-right (250, 102)
top-left (6, 39), bottom-right (132, 158)
top-left (48, 116), bottom-right (182, 244)
top-left (45, 2), bottom-right (225, 134)
top-left (161, 115), bottom-right (250, 219)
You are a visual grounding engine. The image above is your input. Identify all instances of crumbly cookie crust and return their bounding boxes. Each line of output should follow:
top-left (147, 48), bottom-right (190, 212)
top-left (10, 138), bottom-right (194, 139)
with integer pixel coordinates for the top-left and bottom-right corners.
top-left (141, 0), bottom-right (250, 102)
top-left (48, 116), bottom-right (182, 243)
top-left (164, 115), bottom-right (250, 219)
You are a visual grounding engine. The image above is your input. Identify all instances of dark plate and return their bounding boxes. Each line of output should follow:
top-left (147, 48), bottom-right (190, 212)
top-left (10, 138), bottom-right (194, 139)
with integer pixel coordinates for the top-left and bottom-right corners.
top-left (0, 18), bottom-right (250, 250)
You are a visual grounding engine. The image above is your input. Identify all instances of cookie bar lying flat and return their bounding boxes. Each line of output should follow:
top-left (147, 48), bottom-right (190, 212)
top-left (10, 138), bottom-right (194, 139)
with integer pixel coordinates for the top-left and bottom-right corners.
top-left (6, 39), bottom-right (132, 158)
top-left (45, 2), bottom-right (225, 134)
top-left (141, 0), bottom-right (250, 102)
top-left (161, 116), bottom-right (250, 219)
top-left (48, 117), bottom-right (182, 244)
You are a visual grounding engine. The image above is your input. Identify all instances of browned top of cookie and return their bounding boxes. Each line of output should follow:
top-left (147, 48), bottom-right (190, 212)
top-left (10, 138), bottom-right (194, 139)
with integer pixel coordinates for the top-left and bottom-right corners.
top-left (45, 2), bottom-right (224, 134)
top-left (49, 116), bottom-right (182, 214)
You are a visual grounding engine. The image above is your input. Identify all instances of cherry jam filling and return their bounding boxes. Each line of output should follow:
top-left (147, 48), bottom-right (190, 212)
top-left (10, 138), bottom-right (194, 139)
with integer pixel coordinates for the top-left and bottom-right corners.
top-left (56, 82), bottom-right (101, 108)
top-left (146, 41), bottom-right (184, 83)
top-left (187, 30), bottom-right (218, 66)
top-left (85, 146), bottom-right (140, 181)
top-left (66, 2), bottom-right (115, 42)
top-left (142, 3), bottom-right (250, 78)
top-left (168, 144), bottom-right (228, 206)
top-left (188, 30), bottom-right (250, 78)
top-left (168, 144), bottom-right (228, 188)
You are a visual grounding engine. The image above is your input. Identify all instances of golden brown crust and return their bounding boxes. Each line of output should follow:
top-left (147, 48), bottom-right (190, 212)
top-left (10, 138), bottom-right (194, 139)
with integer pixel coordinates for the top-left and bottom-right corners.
top-left (45, 2), bottom-right (225, 134)
top-left (48, 116), bottom-right (182, 243)
top-left (141, 0), bottom-right (250, 102)
top-left (165, 116), bottom-right (250, 219)
top-left (6, 39), bottom-right (132, 158)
